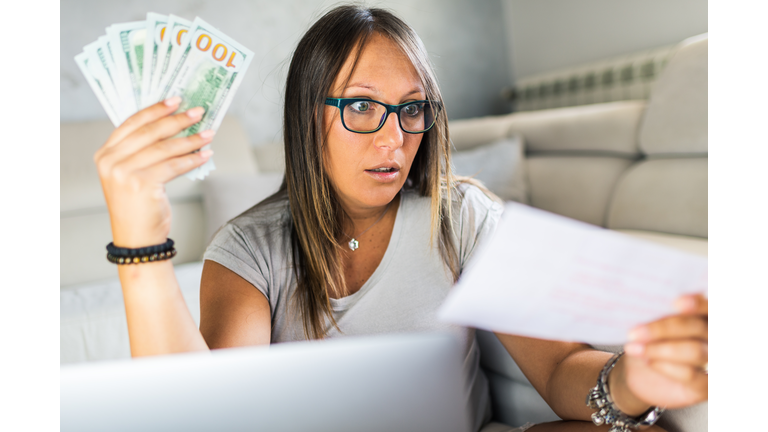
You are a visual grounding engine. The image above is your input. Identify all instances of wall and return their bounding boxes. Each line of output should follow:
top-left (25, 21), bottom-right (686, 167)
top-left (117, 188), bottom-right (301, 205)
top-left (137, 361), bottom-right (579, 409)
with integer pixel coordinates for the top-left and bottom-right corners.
top-left (502, 0), bottom-right (707, 82)
top-left (60, 0), bottom-right (511, 146)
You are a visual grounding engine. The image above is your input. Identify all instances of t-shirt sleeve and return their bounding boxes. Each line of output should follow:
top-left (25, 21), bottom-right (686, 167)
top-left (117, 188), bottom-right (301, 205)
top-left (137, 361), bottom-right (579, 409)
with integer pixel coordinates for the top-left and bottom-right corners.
top-left (203, 222), bottom-right (272, 303)
top-left (456, 185), bottom-right (505, 271)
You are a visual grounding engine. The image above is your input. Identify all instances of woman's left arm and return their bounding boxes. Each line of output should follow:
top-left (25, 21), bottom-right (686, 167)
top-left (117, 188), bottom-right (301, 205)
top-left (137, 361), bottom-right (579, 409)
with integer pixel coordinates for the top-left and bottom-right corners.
top-left (494, 293), bottom-right (708, 421)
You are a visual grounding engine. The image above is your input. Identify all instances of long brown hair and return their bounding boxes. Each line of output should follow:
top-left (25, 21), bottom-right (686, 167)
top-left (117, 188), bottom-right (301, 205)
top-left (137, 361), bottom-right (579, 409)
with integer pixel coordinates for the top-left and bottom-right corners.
top-left (279, 5), bottom-right (463, 339)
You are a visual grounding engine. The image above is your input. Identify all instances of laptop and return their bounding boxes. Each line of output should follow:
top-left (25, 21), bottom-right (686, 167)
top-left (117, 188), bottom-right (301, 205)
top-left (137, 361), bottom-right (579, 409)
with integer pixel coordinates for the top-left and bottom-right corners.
top-left (61, 332), bottom-right (469, 432)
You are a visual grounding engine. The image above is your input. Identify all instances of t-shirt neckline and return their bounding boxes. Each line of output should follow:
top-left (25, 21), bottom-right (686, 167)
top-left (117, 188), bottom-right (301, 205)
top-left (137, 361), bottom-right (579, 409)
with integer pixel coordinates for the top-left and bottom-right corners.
top-left (330, 191), bottom-right (406, 311)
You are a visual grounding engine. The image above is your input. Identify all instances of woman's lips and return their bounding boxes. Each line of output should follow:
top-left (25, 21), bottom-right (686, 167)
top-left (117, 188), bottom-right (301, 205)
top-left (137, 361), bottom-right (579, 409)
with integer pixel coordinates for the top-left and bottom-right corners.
top-left (364, 168), bottom-right (400, 182)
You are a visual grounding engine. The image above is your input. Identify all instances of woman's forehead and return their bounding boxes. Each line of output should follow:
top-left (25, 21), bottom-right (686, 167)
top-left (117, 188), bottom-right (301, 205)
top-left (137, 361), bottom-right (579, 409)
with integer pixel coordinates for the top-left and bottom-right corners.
top-left (331, 33), bottom-right (423, 98)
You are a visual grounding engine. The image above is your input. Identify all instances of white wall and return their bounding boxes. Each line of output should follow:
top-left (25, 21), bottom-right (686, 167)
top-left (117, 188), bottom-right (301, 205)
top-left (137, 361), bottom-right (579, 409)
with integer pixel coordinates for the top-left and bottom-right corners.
top-left (502, 0), bottom-right (708, 81)
top-left (61, 0), bottom-right (511, 145)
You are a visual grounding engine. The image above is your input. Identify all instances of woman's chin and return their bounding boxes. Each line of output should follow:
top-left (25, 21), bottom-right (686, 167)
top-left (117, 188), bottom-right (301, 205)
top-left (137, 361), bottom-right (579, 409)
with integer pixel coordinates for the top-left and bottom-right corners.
top-left (346, 184), bottom-right (402, 211)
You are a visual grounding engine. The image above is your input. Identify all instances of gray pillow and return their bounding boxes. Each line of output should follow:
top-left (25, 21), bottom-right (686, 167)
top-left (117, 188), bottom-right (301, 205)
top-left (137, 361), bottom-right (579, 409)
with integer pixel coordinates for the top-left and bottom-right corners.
top-left (201, 173), bottom-right (284, 242)
top-left (451, 134), bottom-right (529, 203)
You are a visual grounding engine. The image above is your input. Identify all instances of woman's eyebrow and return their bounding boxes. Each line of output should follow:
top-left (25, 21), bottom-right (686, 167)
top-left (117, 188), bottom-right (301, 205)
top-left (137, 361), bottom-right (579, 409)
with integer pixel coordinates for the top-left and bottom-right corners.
top-left (345, 83), bottom-right (424, 98)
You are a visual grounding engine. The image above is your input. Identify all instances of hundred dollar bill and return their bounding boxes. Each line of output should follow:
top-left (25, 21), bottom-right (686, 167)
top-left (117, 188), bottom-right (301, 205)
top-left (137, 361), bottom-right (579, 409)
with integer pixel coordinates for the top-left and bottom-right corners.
top-left (140, 12), bottom-right (168, 108)
top-left (107, 21), bottom-right (147, 115)
top-left (149, 15), bottom-right (192, 103)
top-left (74, 51), bottom-right (122, 126)
top-left (100, 35), bottom-right (129, 118)
top-left (158, 17), bottom-right (253, 180)
top-left (81, 39), bottom-right (124, 122)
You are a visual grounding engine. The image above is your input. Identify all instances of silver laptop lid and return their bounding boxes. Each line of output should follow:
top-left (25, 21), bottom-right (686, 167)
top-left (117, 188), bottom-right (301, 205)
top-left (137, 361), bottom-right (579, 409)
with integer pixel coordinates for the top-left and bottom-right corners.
top-left (61, 332), bottom-right (469, 432)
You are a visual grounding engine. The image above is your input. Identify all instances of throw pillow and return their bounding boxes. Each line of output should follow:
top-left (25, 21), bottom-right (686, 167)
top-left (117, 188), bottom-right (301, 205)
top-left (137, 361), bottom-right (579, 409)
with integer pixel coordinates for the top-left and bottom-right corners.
top-left (201, 173), bottom-right (284, 242)
top-left (451, 134), bottom-right (529, 203)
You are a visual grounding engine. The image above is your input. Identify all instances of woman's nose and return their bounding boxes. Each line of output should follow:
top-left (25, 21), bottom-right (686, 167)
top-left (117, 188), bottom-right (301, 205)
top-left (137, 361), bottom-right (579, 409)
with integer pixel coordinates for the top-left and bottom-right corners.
top-left (373, 112), bottom-right (404, 151)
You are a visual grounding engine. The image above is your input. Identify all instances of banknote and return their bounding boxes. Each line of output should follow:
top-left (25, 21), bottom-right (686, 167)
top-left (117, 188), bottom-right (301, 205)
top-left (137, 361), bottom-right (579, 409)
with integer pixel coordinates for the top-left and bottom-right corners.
top-left (107, 21), bottom-right (147, 114)
top-left (150, 15), bottom-right (192, 103)
top-left (100, 35), bottom-right (128, 119)
top-left (74, 51), bottom-right (121, 126)
top-left (75, 14), bottom-right (253, 180)
top-left (157, 17), bottom-right (254, 179)
top-left (140, 13), bottom-right (169, 109)
top-left (81, 40), bottom-right (123, 124)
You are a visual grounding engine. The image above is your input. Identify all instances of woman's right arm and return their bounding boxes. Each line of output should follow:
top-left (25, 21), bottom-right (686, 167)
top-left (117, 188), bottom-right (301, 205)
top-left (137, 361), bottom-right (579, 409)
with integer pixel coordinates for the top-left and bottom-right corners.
top-left (95, 98), bottom-right (270, 357)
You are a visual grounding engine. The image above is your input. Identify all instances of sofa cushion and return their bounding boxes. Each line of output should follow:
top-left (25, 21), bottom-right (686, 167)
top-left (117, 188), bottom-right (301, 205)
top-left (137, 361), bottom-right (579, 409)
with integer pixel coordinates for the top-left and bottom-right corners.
top-left (638, 35), bottom-right (708, 156)
top-left (61, 261), bottom-right (203, 364)
top-left (526, 156), bottom-right (634, 226)
top-left (201, 173), bottom-right (285, 243)
top-left (452, 135), bottom-right (529, 203)
top-left (449, 113), bottom-right (517, 151)
top-left (506, 101), bottom-right (645, 156)
top-left (607, 158), bottom-right (707, 238)
top-left (61, 200), bottom-right (206, 287)
top-left (252, 141), bottom-right (286, 173)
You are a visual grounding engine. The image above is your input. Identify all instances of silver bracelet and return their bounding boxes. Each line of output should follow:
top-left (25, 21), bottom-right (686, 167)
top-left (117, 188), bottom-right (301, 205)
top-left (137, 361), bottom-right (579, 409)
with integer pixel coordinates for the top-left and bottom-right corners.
top-left (586, 352), bottom-right (664, 431)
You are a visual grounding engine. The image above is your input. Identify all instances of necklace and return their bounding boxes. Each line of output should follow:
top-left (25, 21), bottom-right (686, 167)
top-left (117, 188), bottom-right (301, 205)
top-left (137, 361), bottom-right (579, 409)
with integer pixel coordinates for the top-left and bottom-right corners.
top-left (342, 202), bottom-right (392, 251)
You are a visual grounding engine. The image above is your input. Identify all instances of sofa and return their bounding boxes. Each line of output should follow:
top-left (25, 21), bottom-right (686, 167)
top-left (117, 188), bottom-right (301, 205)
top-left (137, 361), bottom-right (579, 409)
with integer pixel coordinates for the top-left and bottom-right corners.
top-left (60, 33), bottom-right (707, 432)
top-left (449, 33), bottom-right (708, 432)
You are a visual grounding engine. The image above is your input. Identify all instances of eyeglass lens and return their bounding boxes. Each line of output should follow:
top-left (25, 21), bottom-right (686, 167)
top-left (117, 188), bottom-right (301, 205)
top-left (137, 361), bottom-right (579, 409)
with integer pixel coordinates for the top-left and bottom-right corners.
top-left (343, 101), bottom-right (435, 133)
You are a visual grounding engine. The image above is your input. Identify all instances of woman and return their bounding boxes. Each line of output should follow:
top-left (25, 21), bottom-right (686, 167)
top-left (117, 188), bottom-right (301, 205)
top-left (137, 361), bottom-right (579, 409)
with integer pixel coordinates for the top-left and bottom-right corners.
top-left (94, 5), bottom-right (707, 432)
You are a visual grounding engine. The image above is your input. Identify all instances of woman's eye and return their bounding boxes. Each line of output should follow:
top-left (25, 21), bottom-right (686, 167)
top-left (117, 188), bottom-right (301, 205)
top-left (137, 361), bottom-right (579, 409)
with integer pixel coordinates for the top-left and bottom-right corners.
top-left (350, 101), bottom-right (370, 112)
top-left (403, 104), bottom-right (420, 116)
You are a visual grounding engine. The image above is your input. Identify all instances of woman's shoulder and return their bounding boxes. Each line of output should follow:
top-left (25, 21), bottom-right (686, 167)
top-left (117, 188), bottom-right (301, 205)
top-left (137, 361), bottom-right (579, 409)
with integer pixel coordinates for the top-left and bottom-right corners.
top-left (212, 191), bottom-right (292, 248)
top-left (452, 181), bottom-right (504, 216)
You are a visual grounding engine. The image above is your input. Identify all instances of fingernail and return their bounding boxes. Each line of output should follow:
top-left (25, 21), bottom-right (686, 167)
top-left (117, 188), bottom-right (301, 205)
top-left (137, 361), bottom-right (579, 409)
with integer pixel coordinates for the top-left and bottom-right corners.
top-left (624, 342), bottom-right (645, 356)
top-left (628, 326), bottom-right (649, 342)
top-left (200, 150), bottom-right (214, 158)
top-left (199, 130), bottom-right (215, 139)
top-left (674, 296), bottom-right (696, 312)
top-left (164, 96), bottom-right (182, 107)
top-left (186, 107), bottom-right (205, 119)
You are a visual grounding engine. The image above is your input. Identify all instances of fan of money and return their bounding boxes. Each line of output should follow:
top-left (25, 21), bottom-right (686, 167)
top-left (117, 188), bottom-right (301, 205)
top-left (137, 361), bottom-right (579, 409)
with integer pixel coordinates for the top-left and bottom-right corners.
top-left (75, 13), bottom-right (254, 180)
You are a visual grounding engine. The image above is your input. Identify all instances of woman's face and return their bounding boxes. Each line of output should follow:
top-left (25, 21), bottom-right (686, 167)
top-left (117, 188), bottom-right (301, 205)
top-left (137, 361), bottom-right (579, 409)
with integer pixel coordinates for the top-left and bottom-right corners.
top-left (323, 33), bottom-right (425, 214)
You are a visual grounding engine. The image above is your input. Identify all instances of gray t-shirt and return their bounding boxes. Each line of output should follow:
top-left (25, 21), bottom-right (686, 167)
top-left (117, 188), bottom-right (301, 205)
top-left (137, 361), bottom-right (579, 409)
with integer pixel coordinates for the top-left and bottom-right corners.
top-left (203, 184), bottom-right (503, 431)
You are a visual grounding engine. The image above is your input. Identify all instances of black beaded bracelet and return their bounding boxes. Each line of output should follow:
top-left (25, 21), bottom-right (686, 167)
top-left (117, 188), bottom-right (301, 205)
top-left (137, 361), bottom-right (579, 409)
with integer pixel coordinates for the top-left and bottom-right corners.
top-left (106, 238), bottom-right (176, 265)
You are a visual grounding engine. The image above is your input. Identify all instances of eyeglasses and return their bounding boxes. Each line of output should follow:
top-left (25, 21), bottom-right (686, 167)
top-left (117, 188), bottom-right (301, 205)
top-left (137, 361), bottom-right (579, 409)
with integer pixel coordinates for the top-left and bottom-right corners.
top-left (324, 97), bottom-right (440, 134)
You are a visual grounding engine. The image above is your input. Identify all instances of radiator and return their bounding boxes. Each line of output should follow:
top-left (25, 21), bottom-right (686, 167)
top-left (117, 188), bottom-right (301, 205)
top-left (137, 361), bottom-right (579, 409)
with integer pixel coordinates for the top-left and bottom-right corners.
top-left (505, 44), bottom-right (677, 112)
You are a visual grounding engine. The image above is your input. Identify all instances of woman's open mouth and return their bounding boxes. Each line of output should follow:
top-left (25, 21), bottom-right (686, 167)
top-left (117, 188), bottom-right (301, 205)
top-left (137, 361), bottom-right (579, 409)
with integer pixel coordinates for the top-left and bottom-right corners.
top-left (365, 166), bottom-right (400, 182)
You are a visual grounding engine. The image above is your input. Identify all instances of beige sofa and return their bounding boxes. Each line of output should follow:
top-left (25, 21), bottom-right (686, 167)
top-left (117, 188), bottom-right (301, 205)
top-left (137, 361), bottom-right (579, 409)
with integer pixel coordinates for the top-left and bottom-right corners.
top-left (60, 33), bottom-right (707, 432)
top-left (448, 34), bottom-right (707, 431)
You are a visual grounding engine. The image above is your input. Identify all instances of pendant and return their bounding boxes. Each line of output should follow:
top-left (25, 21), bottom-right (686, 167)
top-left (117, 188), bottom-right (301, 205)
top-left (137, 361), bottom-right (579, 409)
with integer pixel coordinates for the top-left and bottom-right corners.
top-left (348, 238), bottom-right (359, 251)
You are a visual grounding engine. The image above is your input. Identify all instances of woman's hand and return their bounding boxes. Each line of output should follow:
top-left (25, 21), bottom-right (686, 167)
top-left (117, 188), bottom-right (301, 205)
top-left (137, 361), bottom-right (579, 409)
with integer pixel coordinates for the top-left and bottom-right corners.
top-left (612, 293), bottom-right (708, 411)
top-left (94, 97), bottom-right (214, 248)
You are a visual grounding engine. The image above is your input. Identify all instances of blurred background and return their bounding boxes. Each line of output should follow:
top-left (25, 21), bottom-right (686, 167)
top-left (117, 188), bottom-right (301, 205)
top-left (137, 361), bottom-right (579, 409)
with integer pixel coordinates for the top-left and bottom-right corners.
top-left (61, 0), bottom-right (707, 147)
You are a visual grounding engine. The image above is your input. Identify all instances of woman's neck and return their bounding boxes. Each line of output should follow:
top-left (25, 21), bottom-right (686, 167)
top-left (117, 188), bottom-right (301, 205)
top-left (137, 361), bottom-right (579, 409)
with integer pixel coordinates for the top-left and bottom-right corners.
top-left (341, 193), bottom-right (401, 236)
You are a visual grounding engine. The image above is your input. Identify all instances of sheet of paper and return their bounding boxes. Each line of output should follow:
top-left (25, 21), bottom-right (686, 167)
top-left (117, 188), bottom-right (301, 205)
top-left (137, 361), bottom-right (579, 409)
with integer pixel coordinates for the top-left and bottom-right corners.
top-left (438, 203), bottom-right (707, 345)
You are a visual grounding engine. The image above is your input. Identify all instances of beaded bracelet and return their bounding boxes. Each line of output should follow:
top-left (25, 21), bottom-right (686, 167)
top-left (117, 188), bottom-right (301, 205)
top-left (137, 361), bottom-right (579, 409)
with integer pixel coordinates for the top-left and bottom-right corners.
top-left (106, 238), bottom-right (176, 265)
top-left (586, 352), bottom-right (664, 431)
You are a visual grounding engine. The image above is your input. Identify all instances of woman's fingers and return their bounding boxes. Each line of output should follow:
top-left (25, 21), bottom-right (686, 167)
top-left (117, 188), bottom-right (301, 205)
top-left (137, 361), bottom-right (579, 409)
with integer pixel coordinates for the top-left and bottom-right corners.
top-left (674, 293), bottom-right (708, 316)
top-left (119, 130), bottom-right (215, 173)
top-left (648, 360), bottom-right (707, 385)
top-left (104, 97), bottom-right (182, 148)
top-left (629, 315), bottom-right (707, 343)
top-left (107, 107), bottom-right (206, 161)
top-left (626, 339), bottom-right (707, 366)
top-left (140, 148), bottom-right (214, 184)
